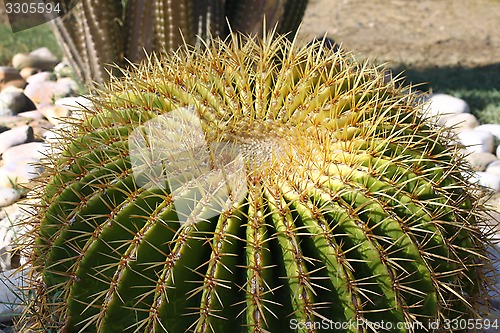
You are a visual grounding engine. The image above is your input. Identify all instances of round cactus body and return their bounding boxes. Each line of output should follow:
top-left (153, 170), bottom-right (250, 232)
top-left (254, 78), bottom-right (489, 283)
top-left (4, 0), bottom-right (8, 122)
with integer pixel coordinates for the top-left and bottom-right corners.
top-left (24, 34), bottom-right (491, 333)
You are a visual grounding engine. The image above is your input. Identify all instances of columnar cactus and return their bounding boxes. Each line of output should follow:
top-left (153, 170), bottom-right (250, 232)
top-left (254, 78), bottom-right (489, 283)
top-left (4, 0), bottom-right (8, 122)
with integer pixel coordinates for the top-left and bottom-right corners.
top-left (22, 33), bottom-right (492, 332)
top-left (51, 0), bottom-right (309, 86)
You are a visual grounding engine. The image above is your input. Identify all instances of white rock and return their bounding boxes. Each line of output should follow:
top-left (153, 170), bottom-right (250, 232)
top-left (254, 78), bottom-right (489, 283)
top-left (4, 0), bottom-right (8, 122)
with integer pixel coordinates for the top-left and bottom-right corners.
top-left (443, 113), bottom-right (479, 132)
top-left (25, 71), bottom-right (55, 84)
top-left (458, 130), bottom-right (494, 153)
top-left (465, 152), bottom-right (498, 171)
top-left (486, 160), bottom-right (500, 176)
top-left (39, 105), bottom-right (71, 125)
top-left (0, 162), bottom-right (43, 188)
top-left (54, 61), bottom-right (74, 78)
top-left (16, 110), bottom-right (44, 119)
top-left (2, 142), bottom-right (50, 165)
top-left (24, 81), bottom-right (74, 105)
top-left (422, 94), bottom-right (469, 124)
top-left (29, 47), bottom-right (57, 60)
top-left (476, 124), bottom-right (500, 140)
top-left (469, 172), bottom-right (500, 191)
top-left (0, 188), bottom-right (21, 207)
top-left (0, 269), bottom-right (25, 321)
top-left (0, 126), bottom-right (34, 154)
top-left (57, 77), bottom-right (79, 93)
top-left (55, 95), bottom-right (92, 110)
top-left (43, 123), bottom-right (70, 143)
top-left (0, 89), bottom-right (35, 115)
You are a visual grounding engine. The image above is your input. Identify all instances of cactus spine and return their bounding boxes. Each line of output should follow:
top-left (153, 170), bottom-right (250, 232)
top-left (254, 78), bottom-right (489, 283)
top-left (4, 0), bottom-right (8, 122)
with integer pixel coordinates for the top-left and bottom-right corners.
top-left (52, 0), bottom-right (309, 86)
top-left (22, 33), bottom-right (492, 332)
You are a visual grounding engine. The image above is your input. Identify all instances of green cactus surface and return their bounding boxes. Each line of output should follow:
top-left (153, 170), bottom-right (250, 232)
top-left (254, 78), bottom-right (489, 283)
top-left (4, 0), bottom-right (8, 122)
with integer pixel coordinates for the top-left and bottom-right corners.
top-left (22, 33), bottom-right (492, 333)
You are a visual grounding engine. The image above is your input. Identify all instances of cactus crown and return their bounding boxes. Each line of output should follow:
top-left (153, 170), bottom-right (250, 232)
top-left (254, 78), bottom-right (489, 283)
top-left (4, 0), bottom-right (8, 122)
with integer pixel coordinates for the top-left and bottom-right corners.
top-left (21, 32), bottom-right (493, 332)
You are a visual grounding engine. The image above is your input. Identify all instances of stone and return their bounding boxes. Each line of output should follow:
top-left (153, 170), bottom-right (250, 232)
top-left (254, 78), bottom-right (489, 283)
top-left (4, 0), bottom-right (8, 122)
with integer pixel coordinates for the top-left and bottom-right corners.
top-left (17, 110), bottom-right (44, 119)
top-left (422, 93), bottom-right (469, 124)
top-left (443, 113), bottom-right (479, 132)
top-left (54, 61), bottom-right (74, 78)
top-left (0, 269), bottom-right (25, 321)
top-left (19, 67), bottom-right (40, 80)
top-left (465, 152), bottom-right (498, 171)
top-left (0, 67), bottom-right (21, 84)
top-left (28, 118), bottom-right (54, 140)
top-left (23, 80), bottom-right (74, 105)
top-left (11, 47), bottom-right (59, 71)
top-left (0, 79), bottom-right (27, 91)
top-left (55, 96), bottom-right (92, 120)
top-left (0, 188), bottom-right (21, 207)
top-left (39, 104), bottom-right (71, 125)
top-left (476, 124), bottom-right (500, 140)
top-left (0, 161), bottom-right (43, 187)
top-left (0, 116), bottom-right (31, 130)
top-left (43, 123), bottom-right (69, 143)
top-left (2, 142), bottom-right (50, 165)
top-left (25, 71), bottom-right (55, 84)
top-left (458, 129), bottom-right (495, 153)
top-left (0, 89), bottom-right (36, 116)
top-left (56, 77), bottom-right (79, 94)
top-left (0, 126), bottom-right (34, 154)
top-left (485, 160), bottom-right (500, 176)
top-left (469, 172), bottom-right (500, 191)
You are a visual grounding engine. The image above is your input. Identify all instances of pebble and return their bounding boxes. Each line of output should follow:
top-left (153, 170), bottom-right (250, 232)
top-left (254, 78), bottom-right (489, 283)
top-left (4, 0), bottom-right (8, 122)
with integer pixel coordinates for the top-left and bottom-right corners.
top-left (476, 124), bottom-right (500, 140)
top-left (43, 123), bottom-right (69, 143)
top-left (16, 110), bottom-right (44, 119)
top-left (39, 104), bottom-right (71, 125)
top-left (0, 116), bottom-right (31, 131)
top-left (0, 270), bottom-right (25, 322)
top-left (0, 126), bottom-right (34, 154)
top-left (19, 67), bottom-right (40, 80)
top-left (485, 160), bottom-right (500, 176)
top-left (0, 188), bottom-right (21, 208)
top-left (423, 93), bottom-right (470, 124)
top-left (11, 47), bottom-right (59, 71)
top-left (465, 152), bottom-right (498, 171)
top-left (24, 80), bottom-right (74, 106)
top-left (443, 112), bottom-right (479, 132)
top-left (0, 162), bottom-right (43, 188)
top-left (0, 67), bottom-right (21, 85)
top-left (54, 61), bottom-right (74, 78)
top-left (0, 89), bottom-right (36, 116)
top-left (470, 172), bottom-right (500, 191)
top-left (2, 142), bottom-right (50, 165)
top-left (25, 71), bottom-right (55, 84)
top-left (0, 79), bottom-right (27, 91)
top-left (458, 129), bottom-right (495, 153)
top-left (28, 118), bottom-right (54, 140)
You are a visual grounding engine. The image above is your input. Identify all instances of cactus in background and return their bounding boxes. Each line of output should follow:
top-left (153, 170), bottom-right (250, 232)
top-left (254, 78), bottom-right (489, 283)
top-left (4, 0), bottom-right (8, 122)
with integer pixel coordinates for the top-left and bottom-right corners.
top-left (21, 32), bottom-right (493, 332)
top-left (51, 0), bottom-right (308, 86)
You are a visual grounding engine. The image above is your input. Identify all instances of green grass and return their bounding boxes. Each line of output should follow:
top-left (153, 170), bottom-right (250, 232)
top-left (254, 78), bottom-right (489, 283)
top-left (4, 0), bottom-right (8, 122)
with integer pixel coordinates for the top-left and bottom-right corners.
top-left (0, 22), bottom-right (62, 66)
top-left (395, 64), bottom-right (500, 124)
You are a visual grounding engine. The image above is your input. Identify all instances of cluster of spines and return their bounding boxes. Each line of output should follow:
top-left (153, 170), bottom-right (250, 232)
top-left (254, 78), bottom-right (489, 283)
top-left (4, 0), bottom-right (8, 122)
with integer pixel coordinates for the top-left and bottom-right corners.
top-left (19, 33), bottom-right (494, 333)
top-left (51, 0), bottom-right (309, 86)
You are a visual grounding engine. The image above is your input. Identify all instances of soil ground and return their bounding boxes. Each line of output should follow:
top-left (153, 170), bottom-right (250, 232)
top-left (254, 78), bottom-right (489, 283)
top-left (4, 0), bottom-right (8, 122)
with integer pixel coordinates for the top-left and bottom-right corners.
top-left (298, 0), bottom-right (500, 68)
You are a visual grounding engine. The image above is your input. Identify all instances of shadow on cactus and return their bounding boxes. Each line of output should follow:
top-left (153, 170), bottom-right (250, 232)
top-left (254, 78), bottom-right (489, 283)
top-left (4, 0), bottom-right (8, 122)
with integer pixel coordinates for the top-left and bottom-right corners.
top-left (19, 32), bottom-right (495, 332)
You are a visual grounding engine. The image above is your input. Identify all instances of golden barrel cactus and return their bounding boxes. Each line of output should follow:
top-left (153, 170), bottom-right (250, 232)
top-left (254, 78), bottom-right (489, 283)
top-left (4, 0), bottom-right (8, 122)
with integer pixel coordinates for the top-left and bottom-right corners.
top-left (21, 33), bottom-right (493, 332)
